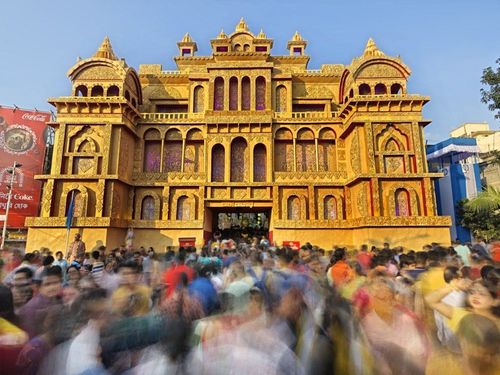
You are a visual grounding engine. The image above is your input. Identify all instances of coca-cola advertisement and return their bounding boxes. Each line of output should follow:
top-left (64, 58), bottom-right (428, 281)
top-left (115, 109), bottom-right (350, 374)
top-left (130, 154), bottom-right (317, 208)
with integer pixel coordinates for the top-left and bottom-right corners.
top-left (0, 107), bottom-right (51, 228)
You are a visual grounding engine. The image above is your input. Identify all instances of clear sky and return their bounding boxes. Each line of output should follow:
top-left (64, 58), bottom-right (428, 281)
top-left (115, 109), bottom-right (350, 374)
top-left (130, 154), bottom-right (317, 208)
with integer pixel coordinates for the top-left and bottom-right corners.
top-left (1, 0), bottom-right (498, 142)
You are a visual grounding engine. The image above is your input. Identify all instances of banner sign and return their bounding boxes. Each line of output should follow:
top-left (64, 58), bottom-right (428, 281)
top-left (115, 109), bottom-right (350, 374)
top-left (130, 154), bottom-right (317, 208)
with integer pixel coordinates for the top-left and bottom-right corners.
top-left (0, 108), bottom-right (50, 228)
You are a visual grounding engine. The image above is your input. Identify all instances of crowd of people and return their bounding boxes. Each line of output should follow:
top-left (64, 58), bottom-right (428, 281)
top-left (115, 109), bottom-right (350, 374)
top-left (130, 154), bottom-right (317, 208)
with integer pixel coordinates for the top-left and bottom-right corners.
top-left (0, 235), bottom-right (499, 375)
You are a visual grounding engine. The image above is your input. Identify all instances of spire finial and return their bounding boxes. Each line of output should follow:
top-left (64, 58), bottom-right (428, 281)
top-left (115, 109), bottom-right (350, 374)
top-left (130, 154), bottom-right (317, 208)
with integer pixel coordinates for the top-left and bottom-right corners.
top-left (181, 33), bottom-right (193, 43)
top-left (363, 38), bottom-right (384, 57)
top-left (236, 17), bottom-right (249, 32)
top-left (93, 36), bottom-right (117, 60)
top-left (217, 29), bottom-right (228, 39)
top-left (256, 29), bottom-right (267, 39)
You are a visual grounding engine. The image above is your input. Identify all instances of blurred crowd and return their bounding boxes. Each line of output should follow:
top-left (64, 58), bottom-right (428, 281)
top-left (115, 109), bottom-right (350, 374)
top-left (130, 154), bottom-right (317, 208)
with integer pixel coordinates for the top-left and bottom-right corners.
top-left (0, 235), bottom-right (499, 375)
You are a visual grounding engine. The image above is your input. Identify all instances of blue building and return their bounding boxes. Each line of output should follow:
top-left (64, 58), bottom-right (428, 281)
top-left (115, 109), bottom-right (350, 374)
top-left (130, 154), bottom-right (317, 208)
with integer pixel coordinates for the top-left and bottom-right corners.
top-left (426, 138), bottom-right (481, 243)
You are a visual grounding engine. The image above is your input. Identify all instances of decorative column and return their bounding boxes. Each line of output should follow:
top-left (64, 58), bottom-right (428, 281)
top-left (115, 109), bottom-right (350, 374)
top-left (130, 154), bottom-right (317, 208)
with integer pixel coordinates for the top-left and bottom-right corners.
top-left (315, 138), bottom-right (319, 171)
top-left (293, 137), bottom-right (297, 172)
top-left (160, 139), bottom-right (165, 172)
top-left (181, 138), bottom-right (186, 172)
top-left (51, 123), bottom-right (67, 174)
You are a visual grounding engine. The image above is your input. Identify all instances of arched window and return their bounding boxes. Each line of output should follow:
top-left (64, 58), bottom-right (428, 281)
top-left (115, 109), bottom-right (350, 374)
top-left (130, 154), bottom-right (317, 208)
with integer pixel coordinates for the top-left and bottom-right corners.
top-left (274, 128), bottom-right (293, 171)
top-left (211, 144), bottom-right (225, 182)
top-left (234, 44), bottom-right (241, 52)
top-left (143, 129), bottom-right (161, 172)
top-left (125, 91), bottom-right (131, 101)
top-left (243, 44), bottom-right (250, 52)
top-left (395, 189), bottom-right (410, 217)
top-left (75, 85), bottom-right (87, 97)
top-left (107, 85), bottom-right (119, 96)
top-left (176, 196), bottom-right (190, 220)
top-left (214, 77), bottom-right (224, 111)
top-left (276, 85), bottom-right (287, 112)
top-left (253, 144), bottom-right (267, 182)
top-left (184, 129), bottom-right (204, 173)
top-left (375, 83), bottom-right (387, 95)
top-left (359, 84), bottom-right (371, 95)
top-left (324, 195), bottom-right (337, 220)
top-left (287, 196), bottom-right (301, 220)
top-left (230, 137), bottom-right (247, 182)
top-left (229, 77), bottom-right (238, 110)
top-left (241, 76), bottom-right (250, 110)
top-left (318, 128), bottom-right (336, 171)
top-left (164, 129), bottom-right (182, 172)
top-left (296, 128), bottom-right (315, 172)
top-left (391, 83), bottom-right (403, 95)
top-left (141, 196), bottom-right (156, 220)
top-left (66, 189), bottom-right (84, 218)
top-left (90, 86), bottom-right (104, 97)
top-left (256, 76), bottom-right (266, 110)
top-left (193, 85), bottom-right (205, 113)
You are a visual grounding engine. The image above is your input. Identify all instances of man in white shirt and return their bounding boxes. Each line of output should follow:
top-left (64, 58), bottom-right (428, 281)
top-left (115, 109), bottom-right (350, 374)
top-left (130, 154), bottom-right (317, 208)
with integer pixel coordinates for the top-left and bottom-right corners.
top-left (453, 240), bottom-right (471, 266)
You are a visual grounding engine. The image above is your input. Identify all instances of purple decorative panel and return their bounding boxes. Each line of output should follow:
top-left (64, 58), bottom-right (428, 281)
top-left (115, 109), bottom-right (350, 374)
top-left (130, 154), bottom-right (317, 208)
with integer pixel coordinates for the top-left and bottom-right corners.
top-left (214, 77), bottom-right (224, 111)
top-left (229, 77), bottom-right (238, 110)
top-left (256, 76), bottom-right (266, 110)
top-left (296, 142), bottom-right (315, 172)
top-left (253, 144), bottom-right (266, 182)
top-left (143, 141), bottom-right (161, 172)
top-left (164, 141), bottom-right (182, 172)
top-left (324, 196), bottom-right (337, 220)
top-left (241, 77), bottom-right (250, 110)
top-left (395, 189), bottom-right (410, 217)
top-left (231, 138), bottom-right (247, 182)
top-left (287, 196), bottom-right (301, 220)
top-left (141, 196), bottom-right (155, 220)
top-left (211, 144), bottom-right (225, 182)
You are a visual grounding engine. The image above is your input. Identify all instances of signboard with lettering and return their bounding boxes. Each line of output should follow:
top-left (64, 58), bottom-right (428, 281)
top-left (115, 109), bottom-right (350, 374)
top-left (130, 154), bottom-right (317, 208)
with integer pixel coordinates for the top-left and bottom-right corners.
top-left (0, 107), bottom-right (50, 228)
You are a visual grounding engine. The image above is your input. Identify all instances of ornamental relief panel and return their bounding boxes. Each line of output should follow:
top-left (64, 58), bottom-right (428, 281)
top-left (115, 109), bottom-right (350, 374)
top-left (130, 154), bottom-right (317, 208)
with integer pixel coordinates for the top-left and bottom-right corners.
top-left (59, 184), bottom-right (89, 217)
top-left (356, 63), bottom-right (405, 79)
top-left (41, 180), bottom-right (54, 217)
top-left (385, 184), bottom-right (420, 217)
top-left (293, 84), bottom-right (334, 98)
top-left (134, 189), bottom-right (161, 220)
top-left (349, 130), bottom-right (361, 174)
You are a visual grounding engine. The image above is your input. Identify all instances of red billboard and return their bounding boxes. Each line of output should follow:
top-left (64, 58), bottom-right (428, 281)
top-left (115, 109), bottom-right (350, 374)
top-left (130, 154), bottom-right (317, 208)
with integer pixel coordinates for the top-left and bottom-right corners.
top-left (0, 107), bottom-right (50, 228)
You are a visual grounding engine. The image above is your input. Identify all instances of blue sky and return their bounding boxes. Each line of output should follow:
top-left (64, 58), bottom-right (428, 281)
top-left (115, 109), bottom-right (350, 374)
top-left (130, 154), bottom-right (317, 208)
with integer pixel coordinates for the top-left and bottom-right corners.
top-left (1, 0), bottom-right (498, 142)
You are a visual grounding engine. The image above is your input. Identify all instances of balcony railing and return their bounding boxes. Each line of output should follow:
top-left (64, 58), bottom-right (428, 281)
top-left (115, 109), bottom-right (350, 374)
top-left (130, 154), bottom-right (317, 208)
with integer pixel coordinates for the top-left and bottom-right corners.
top-left (274, 111), bottom-right (337, 120)
top-left (141, 112), bottom-right (204, 122)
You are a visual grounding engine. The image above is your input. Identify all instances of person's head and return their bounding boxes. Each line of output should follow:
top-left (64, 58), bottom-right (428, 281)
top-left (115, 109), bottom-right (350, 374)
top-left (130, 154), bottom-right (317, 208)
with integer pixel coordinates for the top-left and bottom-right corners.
top-left (12, 267), bottom-right (33, 307)
top-left (333, 248), bottom-right (347, 263)
top-left (118, 260), bottom-right (139, 285)
top-left (74, 233), bottom-right (81, 241)
top-left (467, 280), bottom-right (499, 317)
top-left (444, 266), bottom-right (462, 284)
top-left (148, 248), bottom-right (155, 257)
top-left (79, 288), bottom-right (110, 329)
top-left (368, 276), bottom-right (396, 303)
top-left (43, 255), bottom-right (54, 267)
top-left (67, 265), bottom-right (81, 287)
top-left (360, 244), bottom-right (368, 252)
top-left (383, 242), bottom-right (390, 249)
top-left (91, 250), bottom-right (100, 261)
top-left (457, 314), bottom-right (500, 375)
top-left (177, 252), bottom-right (186, 265)
top-left (55, 251), bottom-right (64, 261)
top-left (40, 266), bottom-right (62, 298)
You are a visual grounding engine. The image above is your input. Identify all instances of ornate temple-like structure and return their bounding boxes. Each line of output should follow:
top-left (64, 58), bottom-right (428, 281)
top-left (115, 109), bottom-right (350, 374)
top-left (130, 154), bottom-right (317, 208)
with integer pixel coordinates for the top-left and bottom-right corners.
top-left (26, 19), bottom-right (451, 251)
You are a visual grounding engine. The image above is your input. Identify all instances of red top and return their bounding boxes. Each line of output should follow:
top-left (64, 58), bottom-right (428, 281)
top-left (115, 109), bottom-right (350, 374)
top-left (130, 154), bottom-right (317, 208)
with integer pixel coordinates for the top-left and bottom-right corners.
top-left (163, 264), bottom-right (195, 297)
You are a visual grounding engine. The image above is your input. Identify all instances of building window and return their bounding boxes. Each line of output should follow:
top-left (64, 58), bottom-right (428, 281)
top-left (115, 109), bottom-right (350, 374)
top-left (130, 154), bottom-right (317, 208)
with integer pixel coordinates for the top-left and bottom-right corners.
top-left (229, 77), bottom-right (238, 110)
top-left (230, 137), bottom-right (247, 182)
top-left (375, 83), bottom-right (387, 95)
top-left (107, 85), bottom-right (119, 96)
top-left (211, 144), bottom-right (225, 182)
top-left (176, 196), bottom-right (190, 220)
top-left (276, 85), bottom-right (287, 112)
top-left (91, 86), bottom-right (104, 96)
top-left (141, 196), bottom-right (156, 220)
top-left (214, 77), bottom-right (224, 111)
top-left (359, 84), bottom-right (371, 95)
top-left (241, 76), bottom-right (250, 110)
top-left (391, 83), bottom-right (403, 95)
top-left (256, 76), bottom-right (266, 110)
top-left (395, 188), bottom-right (410, 217)
top-left (287, 196), bottom-right (301, 220)
top-left (253, 144), bottom-right (267, 182)
top-left (274, 128), bottom-right (293, 172)
top-left (143, 129), bottom-right (161, 172)
top-left (75, 85), bottom-right (88, 97)
top-left (193, 85), bottom-right (205, 113)
top-left (164, 129), bottom-right (182, 173)
top-left (296, 128), bottom-right (315, 172)
top-left (324, 196), bottom-right (337, 220)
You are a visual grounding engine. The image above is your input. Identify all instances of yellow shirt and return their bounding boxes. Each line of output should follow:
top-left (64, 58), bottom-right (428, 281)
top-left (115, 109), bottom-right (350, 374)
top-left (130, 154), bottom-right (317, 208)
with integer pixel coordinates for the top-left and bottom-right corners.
top-left (447, 307), bottom-right (470, 333)
top-left (419, 267), bottom-right (447, 296)
top-left (111, 285), bottom-right (152, 316)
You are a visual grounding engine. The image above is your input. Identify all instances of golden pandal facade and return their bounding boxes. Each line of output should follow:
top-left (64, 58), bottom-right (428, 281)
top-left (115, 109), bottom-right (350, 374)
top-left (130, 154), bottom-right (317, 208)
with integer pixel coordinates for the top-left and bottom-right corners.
top-left (26, 19), bottom-right (451, 251)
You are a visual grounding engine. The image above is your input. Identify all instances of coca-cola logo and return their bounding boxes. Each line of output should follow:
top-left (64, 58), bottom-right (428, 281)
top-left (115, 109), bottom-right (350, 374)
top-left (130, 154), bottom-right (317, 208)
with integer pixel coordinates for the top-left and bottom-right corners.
top-left (21, 113), bottom-right (47, 122)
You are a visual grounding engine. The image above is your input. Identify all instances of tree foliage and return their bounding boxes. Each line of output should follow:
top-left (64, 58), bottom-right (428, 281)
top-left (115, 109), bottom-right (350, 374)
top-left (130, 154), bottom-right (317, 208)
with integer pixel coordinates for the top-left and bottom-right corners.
top-left (457, 198), bottom-right (500, 240)
top-left (480, 58), bottom-right (500, 119)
